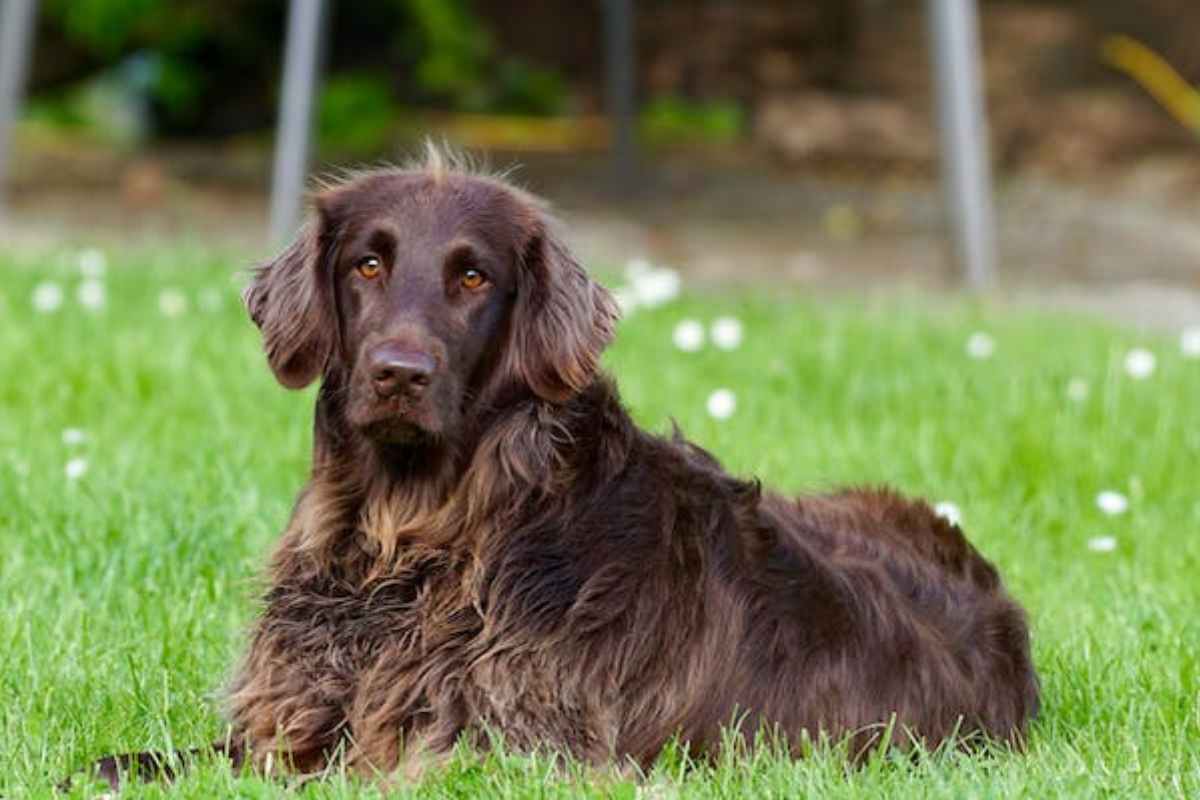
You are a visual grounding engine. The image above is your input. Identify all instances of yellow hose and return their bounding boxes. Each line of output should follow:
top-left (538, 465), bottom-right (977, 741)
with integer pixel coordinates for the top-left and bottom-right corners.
top-left (1101, 34), bottom-right (1200, 134)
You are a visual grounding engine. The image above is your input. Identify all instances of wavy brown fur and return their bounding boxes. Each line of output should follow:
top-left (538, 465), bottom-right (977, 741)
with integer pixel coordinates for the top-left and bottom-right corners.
top-left (81, 151), bottom-right (1037, 789)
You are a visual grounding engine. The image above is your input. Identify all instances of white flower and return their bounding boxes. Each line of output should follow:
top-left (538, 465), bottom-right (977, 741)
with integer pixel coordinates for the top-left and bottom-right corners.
top-left (1066, 377), bottom-right (1089, 402)
top-left (1087, 536), bottom-right (1117, 553)
top-left (61, 428), bottom-right (87, 446)
top-left (1123, 348), bottom-right (1156, 380)
top-left (32, 282), bottom-right (64, 313)
top-left (77, 248), bottom-right (107, 278)
top-left (630, 267), bottom-right (681, 309)
top-left (76, 279), bottom-right (106, 310)
top-left (672, 319), bottom-right (705, 352)
top-left (1181, 326), bottom-right (1200, 359)
top-left (706, 388), bottom-right (737, 420)
top-left (197, 287), bottom-right (223, 313)
top-left (623, 257), bottom-right (653, 282)
top-left (635, 783), bottom-right (678, 800)
top-left (158, 288), bottom-right (188, 317)
top-left (933, 502), bottom-right (962, 527)
top-left (64, 457), bottom-right (88, 480)
top-left (710, 316), bottom-right (743, 350)
top-left (965, 332), bottom-right (995, 360)
top-left (1096, 490), bottom-right (1129, 516)
top-left (611, 287), bottom-right (638, 317)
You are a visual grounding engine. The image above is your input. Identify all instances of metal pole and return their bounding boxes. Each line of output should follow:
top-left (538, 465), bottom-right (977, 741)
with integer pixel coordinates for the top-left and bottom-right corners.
top-left (0, 0), bottom-right (39, 219)
top-left (927, 0), bottom-right (996, 289)
top-left (603, 0), bottom-right (636, 190)
top-left (269, 0), bottom-right (324, 246)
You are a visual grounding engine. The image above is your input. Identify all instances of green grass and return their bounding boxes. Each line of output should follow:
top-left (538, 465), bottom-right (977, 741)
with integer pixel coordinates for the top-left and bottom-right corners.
top-left (1, 247), bottom-right (1198, 798)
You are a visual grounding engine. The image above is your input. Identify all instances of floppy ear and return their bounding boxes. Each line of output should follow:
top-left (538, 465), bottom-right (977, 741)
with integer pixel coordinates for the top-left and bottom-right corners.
top-left (508, 218), bottom-right (620, 403)
top-left (243, 222), bottom-right (334, 389)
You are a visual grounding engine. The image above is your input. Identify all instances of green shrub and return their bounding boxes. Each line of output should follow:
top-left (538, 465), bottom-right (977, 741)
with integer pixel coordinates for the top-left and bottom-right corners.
top-left (639, 96), bottom-right (744, 147)
top-left (317, 74), bottom-right (397, 158)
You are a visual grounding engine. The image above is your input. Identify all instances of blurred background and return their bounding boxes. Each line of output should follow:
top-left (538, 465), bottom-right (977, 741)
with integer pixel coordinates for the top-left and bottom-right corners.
top-left (2, 0), bottom-right (1200, 326)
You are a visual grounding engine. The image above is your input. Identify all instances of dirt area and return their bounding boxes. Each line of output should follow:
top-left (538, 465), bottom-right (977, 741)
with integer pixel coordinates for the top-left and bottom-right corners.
top-left (2, 143), bottom-right (1199, 331)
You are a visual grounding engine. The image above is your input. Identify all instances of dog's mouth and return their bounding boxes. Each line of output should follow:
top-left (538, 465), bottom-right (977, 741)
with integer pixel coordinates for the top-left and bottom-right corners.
top-left (351, 392), bottom-right (447, 445)
top-left (360, 416), bottom-right (437, 445)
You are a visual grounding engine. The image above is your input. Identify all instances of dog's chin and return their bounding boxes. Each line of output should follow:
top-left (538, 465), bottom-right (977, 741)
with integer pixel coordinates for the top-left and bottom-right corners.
top-left (358, 415), bottom-right (441, 446)
top-left (347, 388), bottom-right (451, 447)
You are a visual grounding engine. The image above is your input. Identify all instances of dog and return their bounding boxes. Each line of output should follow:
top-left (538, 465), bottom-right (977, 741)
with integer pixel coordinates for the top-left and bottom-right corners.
top-left (80, 149), bottom-right (1038, 789)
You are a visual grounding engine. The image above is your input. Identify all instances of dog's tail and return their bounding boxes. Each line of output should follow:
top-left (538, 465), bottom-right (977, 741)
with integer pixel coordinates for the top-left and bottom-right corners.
top-left (57, 740), bottom-right (245, 794)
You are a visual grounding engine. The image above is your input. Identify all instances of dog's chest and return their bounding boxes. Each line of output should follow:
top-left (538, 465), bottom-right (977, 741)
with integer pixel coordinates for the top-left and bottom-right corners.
top-left (286, 560), bottom-right (478, 671)
top-left (245, 542), bottom-right (617, 764)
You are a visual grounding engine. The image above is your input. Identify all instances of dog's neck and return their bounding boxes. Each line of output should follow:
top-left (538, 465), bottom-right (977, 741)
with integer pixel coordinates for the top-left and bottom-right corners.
top-left (290, 380), bottom-right (540, 569)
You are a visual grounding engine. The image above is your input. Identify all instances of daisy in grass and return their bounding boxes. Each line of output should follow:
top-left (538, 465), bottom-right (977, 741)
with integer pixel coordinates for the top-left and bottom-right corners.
top-left (706, 388), bottom-right (736, 420)
top-left (934, 502), bottom-right (962, 527)
top-left (710, 316), bottom-right (743, 350)
top-left (965, 332), bottom-right (995, 360)
top-left (1181, 326), bottom-right (1200, 359)
top-left (65, 457), bottom-right (88, 481)
top-left (76, 279), bottom-right (106, 310)
top-left (626, 258), bottom-right (680, 309)
top-left (77, 248), bottom-right (107, 278)
top-left (610, 287), bottom-right (637, 316)
top-left (62, 428), bottom-right (87, 446)
top-left (32, 282), bottom-right (64, 313)
top-left (158, 288), bottom-right (188, 317)
top-left (672, 319), bottom-right (705, 352)
top-left (1095, 490), bottom-right (1129, 516)
top-left (1123, 348), bottom-right (1155, 380)
top-left (623, 257), bottom-right (652, 281)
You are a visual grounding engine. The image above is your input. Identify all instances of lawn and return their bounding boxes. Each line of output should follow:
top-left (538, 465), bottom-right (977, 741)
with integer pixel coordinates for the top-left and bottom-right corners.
top-left (1, 246), bottom-right (1198, 798)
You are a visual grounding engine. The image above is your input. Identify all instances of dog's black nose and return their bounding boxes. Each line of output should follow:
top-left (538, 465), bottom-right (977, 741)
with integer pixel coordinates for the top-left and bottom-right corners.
top-left (368, 346), bottom-right (435, 398)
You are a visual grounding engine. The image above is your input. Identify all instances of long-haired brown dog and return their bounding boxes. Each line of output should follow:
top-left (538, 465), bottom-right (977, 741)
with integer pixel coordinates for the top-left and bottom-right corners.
top-left (83, 151), bottom-right (1037, 789)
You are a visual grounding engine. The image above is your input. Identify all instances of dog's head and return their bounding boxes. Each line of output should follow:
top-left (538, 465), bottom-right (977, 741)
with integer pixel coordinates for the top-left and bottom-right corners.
top-left (244, 156), bottom-right (619, 448)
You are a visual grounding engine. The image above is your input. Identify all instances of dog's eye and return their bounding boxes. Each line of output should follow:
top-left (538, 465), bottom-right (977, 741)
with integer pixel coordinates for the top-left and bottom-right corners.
top-left (356, 256), bottom-right (382, 280)
top-left (460, 269), bottom-right (488, 290)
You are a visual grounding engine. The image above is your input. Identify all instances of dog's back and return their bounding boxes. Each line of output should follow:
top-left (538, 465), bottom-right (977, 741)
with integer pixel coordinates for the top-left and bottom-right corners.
top-left (748, 486), bottom-right (1040, 754)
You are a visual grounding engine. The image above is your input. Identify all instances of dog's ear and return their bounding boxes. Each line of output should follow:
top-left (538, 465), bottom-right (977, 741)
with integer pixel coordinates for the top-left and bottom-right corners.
top-left (507, 214), bottom-right (620, 403)
top-left (243, 219), bottom-right (334, 389)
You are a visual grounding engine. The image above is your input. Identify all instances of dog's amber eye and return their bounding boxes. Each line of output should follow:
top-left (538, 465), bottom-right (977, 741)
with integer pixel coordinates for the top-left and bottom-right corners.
top-left (460, 269), bottom-right (487, 290)
top-left (356, 256), bottom-right (382, 280)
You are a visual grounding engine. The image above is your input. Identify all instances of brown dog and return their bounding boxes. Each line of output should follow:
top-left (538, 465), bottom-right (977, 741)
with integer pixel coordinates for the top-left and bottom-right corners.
top-left (82, 150), bottom-right (1038, 789)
